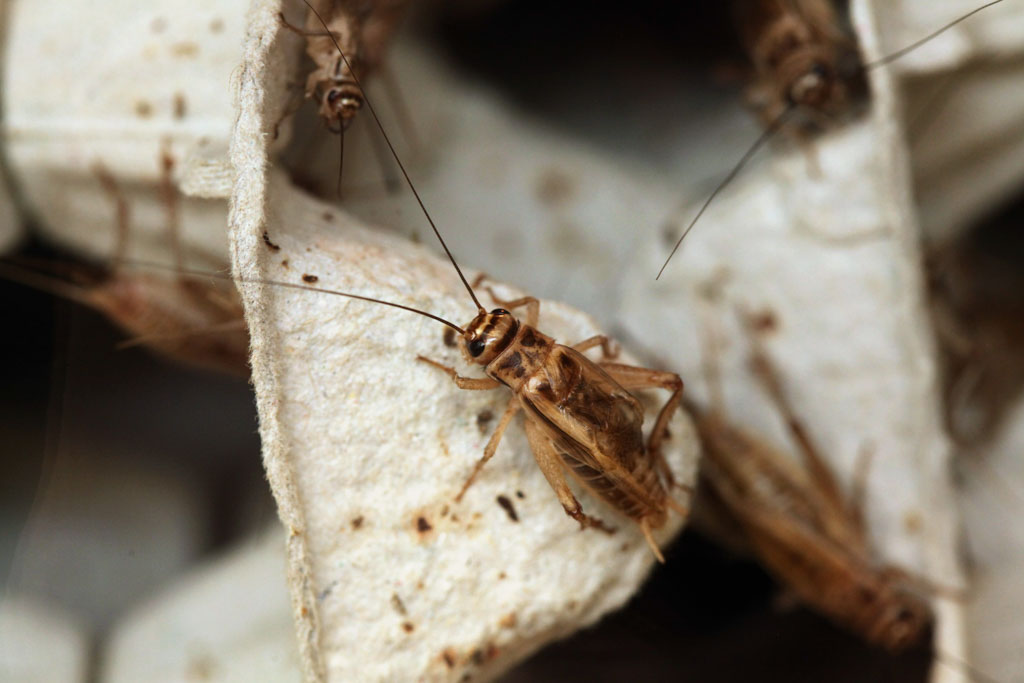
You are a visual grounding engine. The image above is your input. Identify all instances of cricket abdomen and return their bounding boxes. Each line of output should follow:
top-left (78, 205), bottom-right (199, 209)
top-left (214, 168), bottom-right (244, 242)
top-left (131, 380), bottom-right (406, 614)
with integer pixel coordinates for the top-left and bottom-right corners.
top-left (559, 451), bottom-right (669, 526)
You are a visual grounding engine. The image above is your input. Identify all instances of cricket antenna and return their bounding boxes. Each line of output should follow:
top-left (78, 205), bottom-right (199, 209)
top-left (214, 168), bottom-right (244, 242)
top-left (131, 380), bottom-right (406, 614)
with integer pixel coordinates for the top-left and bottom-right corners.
top-left (656, 106), bottom-right (792, 280)
top-left (863, 0), bottom-right (1005, 70)
top-left (655, 0), bottom-right (1005, 280)
top-left (934, 649), bottom-right (1003, 683)
top-left (119, 258), bottom-right (467, 334)
top-left (0, 260), bottom-right (93, 306)
top-left (337, 129), bottom-right (345, 197)
top-left (301, 0), bottom-right (485, 312)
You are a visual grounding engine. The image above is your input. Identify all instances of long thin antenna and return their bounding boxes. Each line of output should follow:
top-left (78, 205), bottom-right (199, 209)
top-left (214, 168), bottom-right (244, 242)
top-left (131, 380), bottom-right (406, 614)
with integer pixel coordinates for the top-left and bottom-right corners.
top-left (0, 262), bottom-right (92, 306)
top-left (118, 258), bottom-right (466, 334)
top-left (864, 0), bottom-right (1005, 70)
top-left (337, 129), bottom-right (345, 197)
top-left (656, 105), bottom-right (792, 280)
top-left (301, 0), bottom-right (484, 312)
top-left (656, 0), bottom-right (1005, 279)
top-left (934, 649), bottom-right (1003, 683)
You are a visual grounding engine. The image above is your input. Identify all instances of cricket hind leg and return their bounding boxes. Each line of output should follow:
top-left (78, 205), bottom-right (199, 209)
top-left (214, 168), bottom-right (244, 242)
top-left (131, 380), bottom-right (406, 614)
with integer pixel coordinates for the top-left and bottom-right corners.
top-left (523, 420), bottom-right (616, 535)
top-left (597, 363), bottom-right (684, 480)
top-left (572, 335), bottom-right (620, 361)
top-left (592, 362), bottom-right (690, 520)
top-left (742, 314), bottom-right (849, 518)
top-left (454, 397), bottom-right (520, 502)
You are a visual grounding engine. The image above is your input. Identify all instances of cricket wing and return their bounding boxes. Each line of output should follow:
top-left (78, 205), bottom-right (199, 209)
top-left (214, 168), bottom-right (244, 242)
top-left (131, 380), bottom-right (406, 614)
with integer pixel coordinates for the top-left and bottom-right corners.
top-left (692, 408), bottom-right (865, 552)
top-left (525, 347), bottom-right (646, 463)
top-left (518, 352), bottom-right (666, 521)
top-left (705, 453), bottom-right (881, 621)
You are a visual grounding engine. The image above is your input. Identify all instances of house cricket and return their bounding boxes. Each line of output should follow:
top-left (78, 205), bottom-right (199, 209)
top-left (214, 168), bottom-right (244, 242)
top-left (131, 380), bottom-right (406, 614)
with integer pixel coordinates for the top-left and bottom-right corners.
top-left (686, 309), bottom-right (955, 658)
top-left (1, 155), bottom-right (249, 377)
top-left (657, 0), bottom-right (1006, 279)
top-left (278, 0), bottom-right (414, 190)
top-left (733, 0), bottom-right (864, 135)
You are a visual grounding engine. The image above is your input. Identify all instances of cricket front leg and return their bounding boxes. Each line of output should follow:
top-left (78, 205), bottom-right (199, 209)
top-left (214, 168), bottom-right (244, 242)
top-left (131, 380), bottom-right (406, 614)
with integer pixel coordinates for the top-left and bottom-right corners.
top-left (277, 11), bottom-right (334, 38)
top-left (484, 288), bottom-right (540, 328)
top-left (455, 397), bottom-right (520, 502)
top-left (416, 356), bottom-right (502, 391)
top-left (523, 420), bottom-right (615, 534)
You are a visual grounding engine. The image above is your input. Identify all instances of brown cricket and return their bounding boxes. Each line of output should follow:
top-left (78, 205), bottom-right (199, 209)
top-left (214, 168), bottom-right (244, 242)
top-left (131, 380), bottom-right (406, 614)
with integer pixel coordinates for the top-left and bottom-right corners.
top-left (417, 281), bottom-right (689, 561)
top-left (278, 0), bottom-right (413, 190)
top-left (280, 0), bottom-right (410, 133)
top-left (688, 310), bottom-right (935, 651)
top-left (657, 0), bottom-right (1006, 279)
top-left (733, 0), bottom-right (864, 134)
top-left (2, 153), bottom-right (249, 377)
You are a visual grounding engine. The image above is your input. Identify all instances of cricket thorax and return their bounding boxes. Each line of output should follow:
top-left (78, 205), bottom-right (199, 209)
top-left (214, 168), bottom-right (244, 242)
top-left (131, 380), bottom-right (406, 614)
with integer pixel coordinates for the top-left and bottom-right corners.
top-left (485, 324), bottom-right (557, 390)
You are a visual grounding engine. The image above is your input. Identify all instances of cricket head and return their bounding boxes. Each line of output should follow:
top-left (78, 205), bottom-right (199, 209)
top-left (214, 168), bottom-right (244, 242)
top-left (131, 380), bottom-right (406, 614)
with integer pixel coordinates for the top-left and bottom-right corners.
top-left (319, 83), bottom-right (364, 132)
top-left (781, 50), bottom-right (841, 113)
top-left (461, 308), bottom-right (519, 366)
top-left (867, 591), bottom-right (933, 653)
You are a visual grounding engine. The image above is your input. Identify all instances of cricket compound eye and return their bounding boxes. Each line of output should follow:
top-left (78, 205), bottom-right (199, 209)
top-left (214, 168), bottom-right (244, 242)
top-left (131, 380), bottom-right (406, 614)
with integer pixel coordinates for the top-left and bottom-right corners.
top-left (468, 338), bottom-right (487, 357)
